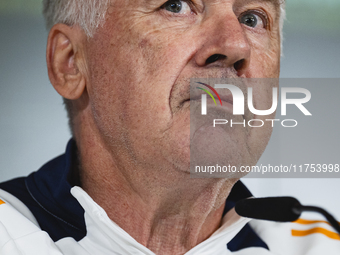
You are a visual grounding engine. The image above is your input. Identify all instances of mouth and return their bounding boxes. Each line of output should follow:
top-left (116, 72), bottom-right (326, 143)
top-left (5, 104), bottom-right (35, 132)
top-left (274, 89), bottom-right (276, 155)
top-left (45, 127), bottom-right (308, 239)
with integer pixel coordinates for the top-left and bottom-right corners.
top-left (184, 87), bottom-right (234, 112)
top-left (189, 82), bottom-right (234, 104)
top-left (188, 94), bottom-right (233, 106)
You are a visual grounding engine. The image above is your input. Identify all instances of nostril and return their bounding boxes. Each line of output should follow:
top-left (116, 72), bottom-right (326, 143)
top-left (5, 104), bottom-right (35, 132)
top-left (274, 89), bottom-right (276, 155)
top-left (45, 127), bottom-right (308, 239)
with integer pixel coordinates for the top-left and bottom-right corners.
top-left (234, 59), bottom-right (245, 71)
top-left (205, 54), bottom-right (227, 65)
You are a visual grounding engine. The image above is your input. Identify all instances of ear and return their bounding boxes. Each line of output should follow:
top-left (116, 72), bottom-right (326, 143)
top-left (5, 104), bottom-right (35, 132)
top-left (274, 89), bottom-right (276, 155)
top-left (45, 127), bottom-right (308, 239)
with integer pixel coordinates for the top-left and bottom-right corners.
top-left (46, 24), bottom-right (87, 100)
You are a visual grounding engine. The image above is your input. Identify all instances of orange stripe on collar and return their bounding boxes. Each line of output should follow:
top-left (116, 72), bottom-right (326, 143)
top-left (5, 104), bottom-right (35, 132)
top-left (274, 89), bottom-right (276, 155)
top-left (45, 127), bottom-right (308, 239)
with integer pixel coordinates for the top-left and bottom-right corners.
top-left (292, 227), bottom-right (340, 240)
top-left (294, 218), bottom-right (340, 226)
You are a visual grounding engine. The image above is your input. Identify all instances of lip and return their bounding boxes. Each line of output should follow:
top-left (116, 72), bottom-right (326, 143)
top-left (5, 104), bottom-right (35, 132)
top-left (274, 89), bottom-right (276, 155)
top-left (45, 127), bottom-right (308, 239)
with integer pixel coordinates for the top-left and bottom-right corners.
top-left (183, 95), bottom-right (234, 116)
top-left (188, 92), bottom-right (234, 106)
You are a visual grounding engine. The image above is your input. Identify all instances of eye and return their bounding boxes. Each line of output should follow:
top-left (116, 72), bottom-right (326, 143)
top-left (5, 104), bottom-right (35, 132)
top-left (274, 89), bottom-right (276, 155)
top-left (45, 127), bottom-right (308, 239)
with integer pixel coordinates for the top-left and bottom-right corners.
top-left (162, 0), bottom-right (191, 14)
top-left (239, 12), bottom-right (265, 28)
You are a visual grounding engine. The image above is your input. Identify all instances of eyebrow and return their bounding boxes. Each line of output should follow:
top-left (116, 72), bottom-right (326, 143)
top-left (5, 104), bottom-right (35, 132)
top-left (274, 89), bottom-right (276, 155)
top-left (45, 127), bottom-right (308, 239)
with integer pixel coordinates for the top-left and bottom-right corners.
top-left (241, 0), bottom-right (285, 11)
top-left (259, 0), bottom-right (285, 7)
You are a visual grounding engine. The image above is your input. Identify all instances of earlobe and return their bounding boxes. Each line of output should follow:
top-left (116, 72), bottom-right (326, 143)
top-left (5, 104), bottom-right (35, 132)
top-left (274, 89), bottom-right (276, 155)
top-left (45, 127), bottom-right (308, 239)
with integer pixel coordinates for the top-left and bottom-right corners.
top-left (46, 24), bottom-right (86, 100)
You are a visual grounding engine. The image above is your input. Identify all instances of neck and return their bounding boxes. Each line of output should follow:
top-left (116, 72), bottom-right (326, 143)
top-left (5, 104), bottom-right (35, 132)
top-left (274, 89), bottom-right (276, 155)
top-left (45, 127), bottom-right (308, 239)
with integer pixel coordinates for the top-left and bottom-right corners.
top-left (74, 112), bottom-right (238, 254)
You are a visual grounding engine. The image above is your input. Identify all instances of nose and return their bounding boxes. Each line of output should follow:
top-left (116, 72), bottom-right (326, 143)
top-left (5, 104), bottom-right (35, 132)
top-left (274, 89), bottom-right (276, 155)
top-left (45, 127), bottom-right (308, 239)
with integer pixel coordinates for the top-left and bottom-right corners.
top-left (194, 10), bottom-right (251, 76)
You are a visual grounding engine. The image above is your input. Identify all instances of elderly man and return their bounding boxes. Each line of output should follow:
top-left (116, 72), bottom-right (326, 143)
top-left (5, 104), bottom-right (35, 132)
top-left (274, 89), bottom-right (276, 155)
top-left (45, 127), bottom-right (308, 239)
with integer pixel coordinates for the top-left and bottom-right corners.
top-left (1, 0), bottom-right (338, 254)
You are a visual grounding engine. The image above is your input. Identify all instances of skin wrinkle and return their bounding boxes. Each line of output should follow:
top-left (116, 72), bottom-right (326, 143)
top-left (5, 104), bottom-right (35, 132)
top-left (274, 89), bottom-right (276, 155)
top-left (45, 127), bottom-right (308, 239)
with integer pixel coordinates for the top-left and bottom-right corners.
top-left (147, 179), bottom-right (232, 251)
top-left (47, 0), bottom-right (282, 254)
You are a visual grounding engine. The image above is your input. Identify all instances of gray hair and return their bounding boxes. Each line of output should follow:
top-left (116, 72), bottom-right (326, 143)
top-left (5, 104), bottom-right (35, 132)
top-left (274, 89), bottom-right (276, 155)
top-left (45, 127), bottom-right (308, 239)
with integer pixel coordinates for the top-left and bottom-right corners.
top-left (280, 2), bottom-right (286, 54)
top-left (42, 0), bottom-right (111, 37)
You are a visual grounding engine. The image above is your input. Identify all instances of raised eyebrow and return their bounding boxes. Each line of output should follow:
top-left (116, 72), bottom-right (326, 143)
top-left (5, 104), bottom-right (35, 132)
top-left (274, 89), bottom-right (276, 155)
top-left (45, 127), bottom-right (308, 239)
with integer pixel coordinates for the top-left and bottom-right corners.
top-left (243, 0), bottom-right (284, 6)
top-left (261, 0), bottom-right (285, 8)
top-left (244, 0), bottom-right (285, 12)
top-left (236, 0), bottom-right (285, 8)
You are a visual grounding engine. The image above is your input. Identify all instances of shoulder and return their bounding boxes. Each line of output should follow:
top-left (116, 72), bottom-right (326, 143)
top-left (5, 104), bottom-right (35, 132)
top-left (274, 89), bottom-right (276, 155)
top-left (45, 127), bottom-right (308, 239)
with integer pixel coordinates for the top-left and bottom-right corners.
top-left (0, 177), bottom-right (39, 225)
top-left (0, 187), bottom-right (62, 254)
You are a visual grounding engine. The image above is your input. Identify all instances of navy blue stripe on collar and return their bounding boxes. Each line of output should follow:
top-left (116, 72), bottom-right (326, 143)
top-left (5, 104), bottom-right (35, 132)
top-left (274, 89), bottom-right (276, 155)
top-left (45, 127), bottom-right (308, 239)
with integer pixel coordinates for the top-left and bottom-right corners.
top-left (0, 139), bottom-right (86, 241)
top-left (225, 181), bottom-right (269, 252)
top-left (0, 138), bottom-right (269, 251)
top-left (25, 139), bottom-right (86, 238)
top-left (224, 180), bottom-right (253, 216)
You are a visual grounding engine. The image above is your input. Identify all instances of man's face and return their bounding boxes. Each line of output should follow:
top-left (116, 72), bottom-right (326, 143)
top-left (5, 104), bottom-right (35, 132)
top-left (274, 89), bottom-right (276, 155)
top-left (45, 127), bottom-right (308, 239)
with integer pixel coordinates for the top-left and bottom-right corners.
top-left (83, 0), bottom-right (281, 174)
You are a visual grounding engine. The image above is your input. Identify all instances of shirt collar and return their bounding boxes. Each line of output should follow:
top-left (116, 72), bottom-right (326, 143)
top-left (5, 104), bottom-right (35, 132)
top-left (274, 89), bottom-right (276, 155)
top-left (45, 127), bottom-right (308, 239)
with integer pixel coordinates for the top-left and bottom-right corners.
top-left (26, 138), bottom-right (267, 253)
top-left (71, 186), bottom-right (251, 255)
top-left (26, 139), bottom-right (85, 231)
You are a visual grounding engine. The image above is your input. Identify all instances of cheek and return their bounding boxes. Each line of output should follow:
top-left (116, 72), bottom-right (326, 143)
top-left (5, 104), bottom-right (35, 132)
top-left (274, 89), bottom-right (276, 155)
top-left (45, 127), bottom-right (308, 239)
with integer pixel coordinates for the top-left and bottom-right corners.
top-left (246, 80), bottom-right (278, 160)
top-left (84, 24), bottom-right (196, 155)
top-left (246, 31), bottom-right (281, 78)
